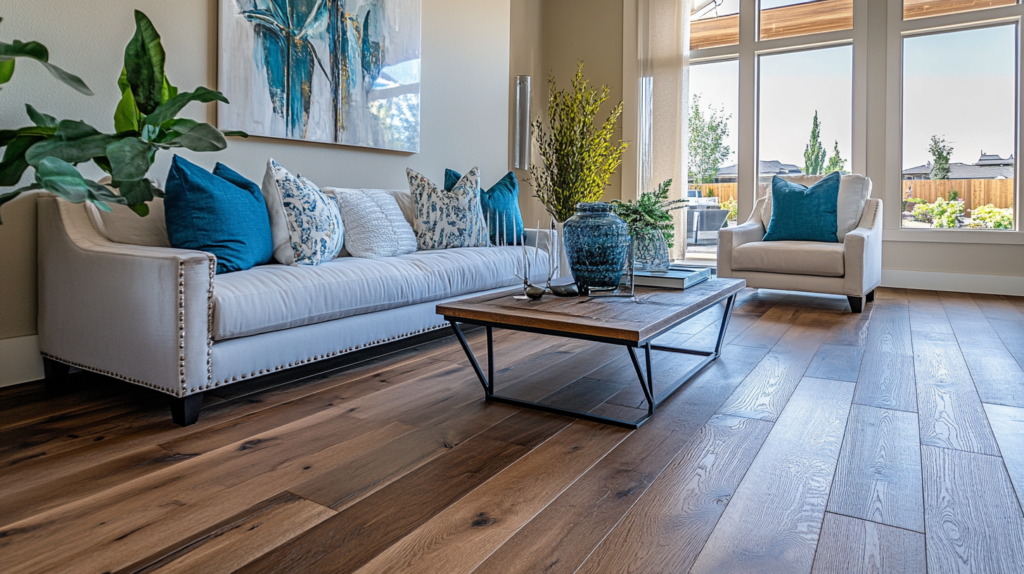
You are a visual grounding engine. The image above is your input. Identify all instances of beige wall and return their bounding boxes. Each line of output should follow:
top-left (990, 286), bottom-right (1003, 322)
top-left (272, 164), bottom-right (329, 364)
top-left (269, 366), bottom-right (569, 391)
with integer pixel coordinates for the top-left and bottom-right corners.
top-left (510, 0), bottom-right (626, 227)
top-left (0, 0), bottom-right (512, 342)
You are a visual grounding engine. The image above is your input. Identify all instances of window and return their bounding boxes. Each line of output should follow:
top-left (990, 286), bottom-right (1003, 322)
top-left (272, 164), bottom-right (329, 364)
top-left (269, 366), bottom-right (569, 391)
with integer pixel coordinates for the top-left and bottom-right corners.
top-left (686, 60), bottom-right (739, 261)
top-left (691, 0), bottom-right (739, 50)
top-left (760, 0), bottom-right (853, 41)
top-left (758, 46), bottom-right (853, 198)
top-left (900, 25), bottom-right (1018, 230)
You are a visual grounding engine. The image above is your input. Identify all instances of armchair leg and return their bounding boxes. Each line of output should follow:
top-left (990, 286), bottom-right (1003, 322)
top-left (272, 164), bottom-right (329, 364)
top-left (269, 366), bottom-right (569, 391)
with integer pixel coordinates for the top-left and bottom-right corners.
top-left (848, 296), bottom-right (864, 314)
top-left (866, 290), bottom-right (876, 303)
top-left (169, 393), bottom-right (204, 426)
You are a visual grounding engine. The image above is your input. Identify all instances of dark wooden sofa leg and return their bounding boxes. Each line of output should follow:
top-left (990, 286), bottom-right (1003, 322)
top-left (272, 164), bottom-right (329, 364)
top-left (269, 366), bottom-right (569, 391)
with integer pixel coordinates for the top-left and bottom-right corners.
top-left (42, 358), bottom-right (71, 395)
top-left (866, 290), bottom-right (876, 303)
top-left (848, 295), bottom-right (864, 314)
top-left (169, 393), bottom-right (204, 426)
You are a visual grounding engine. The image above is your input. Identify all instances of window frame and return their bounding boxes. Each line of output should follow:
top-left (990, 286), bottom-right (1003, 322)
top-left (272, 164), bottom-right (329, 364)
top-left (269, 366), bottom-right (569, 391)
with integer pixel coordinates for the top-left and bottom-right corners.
top-left (884, 0), bottom-right (1024, 243)
top-left (688, 0), bottom-right (868, 229)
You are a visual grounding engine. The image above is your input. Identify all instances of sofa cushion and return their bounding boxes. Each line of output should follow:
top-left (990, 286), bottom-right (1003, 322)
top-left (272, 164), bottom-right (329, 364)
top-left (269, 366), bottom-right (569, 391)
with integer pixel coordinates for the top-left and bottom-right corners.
top-left (326, 188), bottom-right (418, 259)
top-left (407, 167), bottom-right (489, 250)
top-left (762, 174), bottom-right (871, 241)
top-left (732, 241), bottom-right (845, 277)
top-left (260, 159), bottom-right (344, 265)
top-left (763, 173), bottom-right (840, 243)
top-left (212, 246), bottom-right (550, 340)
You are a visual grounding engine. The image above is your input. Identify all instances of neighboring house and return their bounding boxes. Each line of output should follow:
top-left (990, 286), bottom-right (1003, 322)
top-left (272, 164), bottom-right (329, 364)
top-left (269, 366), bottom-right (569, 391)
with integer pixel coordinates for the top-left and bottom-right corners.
top-left (902, 152), bottom-right (1015, 180)
top-left (712, 160), bottom-right (803, 183)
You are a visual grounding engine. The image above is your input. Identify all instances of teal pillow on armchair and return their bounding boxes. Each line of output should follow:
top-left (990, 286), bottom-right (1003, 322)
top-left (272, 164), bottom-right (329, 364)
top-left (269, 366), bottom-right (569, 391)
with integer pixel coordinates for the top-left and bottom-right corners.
top-left (445, 169), bottom-right (525, 244)
top-left (763, 172), bottom-right (841, 243)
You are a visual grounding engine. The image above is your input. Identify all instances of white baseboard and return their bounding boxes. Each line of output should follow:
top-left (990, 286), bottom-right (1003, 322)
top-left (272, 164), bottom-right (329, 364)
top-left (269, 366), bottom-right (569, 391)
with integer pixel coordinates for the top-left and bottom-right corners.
top-left (882, 270), bottom-right (1024, 296)
top-left (0, 335), bottom-right (44, 388)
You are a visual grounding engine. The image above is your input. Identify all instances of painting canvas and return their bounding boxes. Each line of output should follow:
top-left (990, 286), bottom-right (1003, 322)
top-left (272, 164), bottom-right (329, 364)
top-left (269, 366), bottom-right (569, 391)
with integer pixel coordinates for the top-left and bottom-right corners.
top-left (218, 0), bottom-right (421, 152)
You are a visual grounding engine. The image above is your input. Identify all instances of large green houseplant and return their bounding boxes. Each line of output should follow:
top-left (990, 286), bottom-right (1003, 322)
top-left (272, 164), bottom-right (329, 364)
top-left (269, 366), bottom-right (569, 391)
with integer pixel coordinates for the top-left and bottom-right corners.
top-left (0, 10), bottom-right (245, 223)
top-left (529, 62), bottom-right (629, 223)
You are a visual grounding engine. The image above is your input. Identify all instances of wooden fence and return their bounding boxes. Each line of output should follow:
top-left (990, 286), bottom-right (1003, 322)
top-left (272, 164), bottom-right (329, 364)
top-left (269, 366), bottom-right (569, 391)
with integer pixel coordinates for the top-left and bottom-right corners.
top-left (902, 179), bottom-right (1014, 213)
top-left (692, 183), bottom-right (738, 203)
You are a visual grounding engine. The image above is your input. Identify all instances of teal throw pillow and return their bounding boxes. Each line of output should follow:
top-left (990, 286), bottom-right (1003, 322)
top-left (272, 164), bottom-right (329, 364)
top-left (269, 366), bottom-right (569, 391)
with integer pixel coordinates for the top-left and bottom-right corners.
top-left (763, 173), bottom-right (841, 243)
top-left (164, 156), bottom-right (273, 274)
top-left (445, 169), bottom-right (525, 244)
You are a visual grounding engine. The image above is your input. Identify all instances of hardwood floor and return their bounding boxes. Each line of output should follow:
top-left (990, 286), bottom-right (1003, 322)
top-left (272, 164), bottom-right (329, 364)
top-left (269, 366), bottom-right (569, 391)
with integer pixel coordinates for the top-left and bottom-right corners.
top-left (2, 288), bottom-right (1023, 574)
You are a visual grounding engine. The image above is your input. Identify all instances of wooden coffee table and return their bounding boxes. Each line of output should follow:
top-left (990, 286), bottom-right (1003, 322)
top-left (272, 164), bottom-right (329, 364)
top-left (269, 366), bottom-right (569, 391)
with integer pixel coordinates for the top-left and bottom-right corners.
top-left (437, 278), bottom-right (745, 428)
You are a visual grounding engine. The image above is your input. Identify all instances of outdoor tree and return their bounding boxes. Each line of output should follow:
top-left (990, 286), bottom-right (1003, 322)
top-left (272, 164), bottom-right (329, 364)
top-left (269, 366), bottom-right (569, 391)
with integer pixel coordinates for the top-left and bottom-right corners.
top-left (803, 111), bottom-right (826, 175)
top-left (928, 135), bottom-right (953, 180)
top-left (824, 140), bottom-right (846, 174)
top-left (687, 94), bottom-right (732, 185)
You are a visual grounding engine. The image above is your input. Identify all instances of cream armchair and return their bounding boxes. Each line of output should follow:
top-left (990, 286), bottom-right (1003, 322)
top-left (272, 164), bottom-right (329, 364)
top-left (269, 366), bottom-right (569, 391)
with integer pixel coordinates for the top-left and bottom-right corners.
top-left (717, 176), bottom-right (882, 313)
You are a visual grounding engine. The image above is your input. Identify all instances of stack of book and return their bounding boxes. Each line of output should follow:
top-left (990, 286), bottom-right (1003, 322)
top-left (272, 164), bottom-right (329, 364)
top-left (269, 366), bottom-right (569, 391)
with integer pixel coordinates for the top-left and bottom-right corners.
top-left (633, 265), bottom-right (712, 290)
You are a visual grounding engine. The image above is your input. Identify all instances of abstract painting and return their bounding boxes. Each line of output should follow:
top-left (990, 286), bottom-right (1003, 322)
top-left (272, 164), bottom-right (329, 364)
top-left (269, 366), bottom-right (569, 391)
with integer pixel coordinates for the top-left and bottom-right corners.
top-left (218, 0), bottom-right (421, 152)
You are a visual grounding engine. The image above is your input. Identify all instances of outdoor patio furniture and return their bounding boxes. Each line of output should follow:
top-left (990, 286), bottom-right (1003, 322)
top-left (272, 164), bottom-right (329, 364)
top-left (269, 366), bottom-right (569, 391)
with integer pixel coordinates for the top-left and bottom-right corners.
top-left (686, 207), bottom-right (729, 246)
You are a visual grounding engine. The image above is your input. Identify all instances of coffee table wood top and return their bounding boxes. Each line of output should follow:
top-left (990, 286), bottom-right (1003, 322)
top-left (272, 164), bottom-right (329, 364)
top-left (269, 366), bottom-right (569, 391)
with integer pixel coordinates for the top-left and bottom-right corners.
top-left (437, 278), bottom-right (745, 345)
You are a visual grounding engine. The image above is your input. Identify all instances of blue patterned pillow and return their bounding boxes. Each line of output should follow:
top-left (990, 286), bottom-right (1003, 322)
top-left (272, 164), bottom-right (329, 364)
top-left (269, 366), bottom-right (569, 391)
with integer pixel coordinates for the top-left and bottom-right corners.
top-left (260, 159), bottom-right (344, 265)
top-left (445, 169), bottom-right (525, 245)
top-left (407, 167), bottom-right (489, 250)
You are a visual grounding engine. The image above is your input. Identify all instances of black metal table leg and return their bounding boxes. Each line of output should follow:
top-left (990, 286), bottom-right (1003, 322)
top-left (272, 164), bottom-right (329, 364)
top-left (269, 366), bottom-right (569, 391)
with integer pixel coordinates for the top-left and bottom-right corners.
top-left (450, 322), bottom-right (490, 394)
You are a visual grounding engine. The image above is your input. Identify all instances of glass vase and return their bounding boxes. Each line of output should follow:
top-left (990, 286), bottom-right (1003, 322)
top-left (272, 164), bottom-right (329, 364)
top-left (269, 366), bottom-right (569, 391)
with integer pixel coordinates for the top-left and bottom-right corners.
top-left (633, 229), bottom-right (671, 273)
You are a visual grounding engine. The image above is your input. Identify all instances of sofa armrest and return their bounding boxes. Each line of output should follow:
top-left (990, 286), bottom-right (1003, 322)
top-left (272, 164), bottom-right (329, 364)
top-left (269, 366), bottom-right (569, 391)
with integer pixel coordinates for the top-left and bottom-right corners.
top-left (37, 195), bottom-right (215, 397)
top-left (717, 219), bottom-right (765, 278)
top-left (843, 198), bottom-right (883, 297)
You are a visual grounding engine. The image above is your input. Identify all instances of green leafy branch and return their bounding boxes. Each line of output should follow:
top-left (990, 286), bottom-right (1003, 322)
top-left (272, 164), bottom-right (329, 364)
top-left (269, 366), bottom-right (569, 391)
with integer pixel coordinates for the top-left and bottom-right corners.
top-left (528, 62), bottom-right (629, 223)
top-left (612, 179), bottom-right (686, 248)
top-left (0, 11), bottom-right (246, 223)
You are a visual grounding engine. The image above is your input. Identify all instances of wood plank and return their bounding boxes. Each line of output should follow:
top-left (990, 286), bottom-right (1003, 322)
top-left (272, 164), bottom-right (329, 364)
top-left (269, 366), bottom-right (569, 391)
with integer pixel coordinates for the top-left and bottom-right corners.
top-left (678, 311), bottom-right (758, 351)
top-left (827, 405), bottom-right (924, 532)
top-left (353, 421), bottom-right (629, 574)
top-left (576, 415), bottom-right (772, 574)
top-left (854, 316), bottom-right (917, 412)
top-left (234, 411), bottom-right (572, 574)
top-left (922, 445), bottom-right (1024, 574)
top-left (118, 492), bottom-right (335, 574)
top-left (939, 291), bottom-right (1024, 408)
top-left (972, 293), bottom-right (1024, 322)
top-left (718, 311), bottom-right (838, 421)
top-left (984, 403), bottom-right (1024, 509)
top-left (728, 304), bottom-right (803, 349)
top-left (760, 0), bottom-right (853, 41)
top-left (810, 513), bottom-right (926, 574)
top-left (913, 332), bottom-right (1000, 455)
top-left (690, 378), bottom-right (855, 574)
top-left (907, 290), bottom-right (953, 335)
top-left (822, 309), bottom-right (872, 347)
top-left (470, 344), bottom-right (768, 574)
top-left (0, 412), bottom-right (410, 574)
top-left (904, 0), bottom-right (1016, 20)
top-left (989, 317), bottom-right (1024, 372)
top-left (805, 343), bottom-right (864, 382)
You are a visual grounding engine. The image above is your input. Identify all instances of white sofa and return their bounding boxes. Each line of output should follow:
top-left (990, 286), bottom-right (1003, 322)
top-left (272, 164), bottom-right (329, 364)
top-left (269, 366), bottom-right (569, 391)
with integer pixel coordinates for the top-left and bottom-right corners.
top-left (36, 192), bottom-right (554, 425)
top-left (717, 175), bottom-right (882, 313)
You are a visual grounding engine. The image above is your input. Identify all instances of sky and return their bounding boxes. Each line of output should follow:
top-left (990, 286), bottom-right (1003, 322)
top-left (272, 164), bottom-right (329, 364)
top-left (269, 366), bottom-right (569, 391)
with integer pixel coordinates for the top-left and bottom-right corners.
top-left (688, 24), bottom-right (1016, 171)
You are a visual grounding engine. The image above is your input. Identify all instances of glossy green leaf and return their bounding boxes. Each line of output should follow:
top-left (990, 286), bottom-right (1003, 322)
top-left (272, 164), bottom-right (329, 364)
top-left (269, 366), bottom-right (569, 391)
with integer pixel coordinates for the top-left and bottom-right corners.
top-left (113, 177), bottom-right (157, 213)
top-left (53, 119), bottom-right (101, 141)
top-left (25, 133), bottom-right (119, 166)
top-left (123, 10), bottom-right (166, 114)
top-left (33, 156), bottom-right (90, 203)
top-left (0, 135), bottom-right (45, 186)
top-left (162, 120), bottom-right (227, 152)
top-left (0, 126), bottom-right (54, 148)
top-left (161, 75), bottom-right (178, 103)
top-left (114, 79), bottom-right (141, 133)
top-left (0, 59), bottom-right (14, 84)
top-left (0, 40), bottom-right (92, 95)
top-left (143, 87), bottom-right (228, 127)
top-left (221, 130), bottom-right (249, 138)
top-left (105, 137), bottom-right (153, 182)
top-left (25, 104), bottom-right (58, 128)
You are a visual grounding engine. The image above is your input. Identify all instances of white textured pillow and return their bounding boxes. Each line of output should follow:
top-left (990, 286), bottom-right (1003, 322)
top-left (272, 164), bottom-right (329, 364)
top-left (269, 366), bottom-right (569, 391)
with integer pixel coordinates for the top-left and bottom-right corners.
top-left (407, 167), bottom-right (488, 250)
top-left (766, 174), bottom-right (871, 241)
top-left (326, 188), bottom-right (418, 259)
top-left (260, 159), bottom-right (344, 265)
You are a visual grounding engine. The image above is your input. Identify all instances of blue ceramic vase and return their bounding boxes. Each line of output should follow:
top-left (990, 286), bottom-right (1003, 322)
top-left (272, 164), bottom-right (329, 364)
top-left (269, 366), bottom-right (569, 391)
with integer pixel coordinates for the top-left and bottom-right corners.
top-left (563, 202), bottom-right (631, 293)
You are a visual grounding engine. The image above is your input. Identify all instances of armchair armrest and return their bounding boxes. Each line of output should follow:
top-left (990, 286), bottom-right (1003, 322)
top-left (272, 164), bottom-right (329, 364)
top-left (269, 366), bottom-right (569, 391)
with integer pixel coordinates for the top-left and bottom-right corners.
top-left (37, 196), bottom-right (215, 397)
top-left (717, 219), bottom-right (765, 279)
top-left (843, 199), bottom-right (883, 297)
